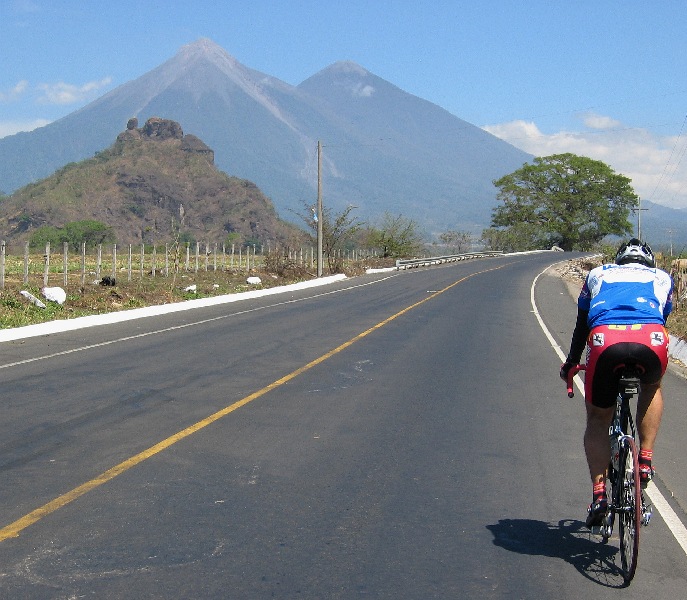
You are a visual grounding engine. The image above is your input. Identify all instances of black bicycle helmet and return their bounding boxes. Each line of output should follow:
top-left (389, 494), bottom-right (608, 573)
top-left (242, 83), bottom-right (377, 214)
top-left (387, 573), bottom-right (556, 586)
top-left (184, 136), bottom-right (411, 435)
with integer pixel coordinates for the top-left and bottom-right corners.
top-left (615, 238), bottom-right (655, 268)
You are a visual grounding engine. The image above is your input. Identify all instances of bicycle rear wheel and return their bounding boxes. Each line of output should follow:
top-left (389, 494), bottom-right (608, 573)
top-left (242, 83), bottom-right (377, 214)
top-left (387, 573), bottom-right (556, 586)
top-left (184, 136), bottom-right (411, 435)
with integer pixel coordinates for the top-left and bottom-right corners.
top-left (618, 436), bottom-right (641, 582)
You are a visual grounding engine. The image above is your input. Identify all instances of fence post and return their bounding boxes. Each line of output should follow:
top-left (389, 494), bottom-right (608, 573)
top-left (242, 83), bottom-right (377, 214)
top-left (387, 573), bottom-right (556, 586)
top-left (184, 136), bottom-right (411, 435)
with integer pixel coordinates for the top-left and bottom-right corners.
top-left (96, 244), bottom-right (102, 281)
top-left (63, 242), bottom-right (68, 288)
top-left (81, 242), bottom-right (86, 287)
top-left (0, 240), bottom-right (5, 290)
top-left (23, 241), bottom-right (29, 284)
top-left (43, 242), bottom-right (50, 287)
top-left (112, 244), bottom-right (117, 280)
top-left (128, 244), bottom-right (132, 282)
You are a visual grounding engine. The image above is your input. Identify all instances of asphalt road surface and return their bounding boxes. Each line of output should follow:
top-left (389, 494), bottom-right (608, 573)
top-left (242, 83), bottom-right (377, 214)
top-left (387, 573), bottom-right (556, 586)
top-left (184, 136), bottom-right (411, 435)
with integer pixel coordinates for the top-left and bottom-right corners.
top-left (0, 252), bottom-right (685, 598)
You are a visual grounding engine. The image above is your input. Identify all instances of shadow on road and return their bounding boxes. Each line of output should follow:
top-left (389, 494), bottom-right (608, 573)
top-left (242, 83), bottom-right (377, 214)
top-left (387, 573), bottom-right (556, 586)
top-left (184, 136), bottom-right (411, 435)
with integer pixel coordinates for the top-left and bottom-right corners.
top-left (486, 518), bottom-right (629, 588)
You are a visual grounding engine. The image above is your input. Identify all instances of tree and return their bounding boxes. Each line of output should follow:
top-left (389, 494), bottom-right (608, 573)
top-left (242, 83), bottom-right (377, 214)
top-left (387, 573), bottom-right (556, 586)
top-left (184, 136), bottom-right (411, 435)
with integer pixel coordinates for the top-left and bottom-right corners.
top-left (366, 212), bottom-right (424, 258)
top-left (489, 153), bottom-right (638, 251)
top-left (480, 224), bottom-right (549, 253)
top-left (321, 205), bottom-right (364, 272)
top-left (29, 220), bottom-right (115, 249)
top-left (438, 230), bottom-right (472, 253)
top-left (298, 202), bottom-right (363, 273)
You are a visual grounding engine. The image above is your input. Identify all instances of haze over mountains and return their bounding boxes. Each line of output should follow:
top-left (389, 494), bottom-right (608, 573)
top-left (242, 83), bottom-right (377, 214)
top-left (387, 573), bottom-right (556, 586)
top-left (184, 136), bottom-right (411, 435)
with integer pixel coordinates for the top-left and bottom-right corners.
top-left (0, 38), bottom-right (532, 238)
top-left (1, 38), bottom-right (685, 246)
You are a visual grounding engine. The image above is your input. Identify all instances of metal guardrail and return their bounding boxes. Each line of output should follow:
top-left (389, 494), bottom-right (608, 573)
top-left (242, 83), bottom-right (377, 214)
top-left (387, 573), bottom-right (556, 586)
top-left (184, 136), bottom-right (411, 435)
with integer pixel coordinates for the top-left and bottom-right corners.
top-left (395, 251), bottom-right (504, 270)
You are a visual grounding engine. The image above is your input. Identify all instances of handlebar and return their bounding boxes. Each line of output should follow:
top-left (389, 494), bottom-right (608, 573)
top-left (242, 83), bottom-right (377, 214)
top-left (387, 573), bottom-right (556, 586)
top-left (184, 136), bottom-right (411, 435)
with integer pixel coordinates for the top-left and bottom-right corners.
top-left (565, 364), bottom-right (586, 398)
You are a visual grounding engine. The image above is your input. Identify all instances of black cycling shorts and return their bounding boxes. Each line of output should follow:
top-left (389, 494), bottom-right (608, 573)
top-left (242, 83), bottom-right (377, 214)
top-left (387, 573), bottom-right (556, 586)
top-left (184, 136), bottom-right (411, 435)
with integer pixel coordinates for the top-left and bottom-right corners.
top-left (584, 324), bottom-right (669, 408)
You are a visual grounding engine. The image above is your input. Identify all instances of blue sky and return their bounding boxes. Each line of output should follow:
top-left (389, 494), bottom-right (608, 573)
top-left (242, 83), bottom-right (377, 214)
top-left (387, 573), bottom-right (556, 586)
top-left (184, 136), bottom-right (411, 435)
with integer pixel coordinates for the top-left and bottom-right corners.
top-left (2, 0), bottom-right (687, 209)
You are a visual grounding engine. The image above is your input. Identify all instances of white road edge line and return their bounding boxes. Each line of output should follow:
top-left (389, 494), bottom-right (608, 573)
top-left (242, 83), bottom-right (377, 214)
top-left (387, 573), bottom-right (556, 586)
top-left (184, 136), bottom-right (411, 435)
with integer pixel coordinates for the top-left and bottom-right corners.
top-left (531, 263), bottom-right (687, 557)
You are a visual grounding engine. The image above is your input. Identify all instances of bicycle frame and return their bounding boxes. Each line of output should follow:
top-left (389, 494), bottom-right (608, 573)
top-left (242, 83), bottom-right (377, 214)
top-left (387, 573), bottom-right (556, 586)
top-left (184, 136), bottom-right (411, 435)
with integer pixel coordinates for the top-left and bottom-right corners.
top-left (565, 363), bottom-right (651, 583)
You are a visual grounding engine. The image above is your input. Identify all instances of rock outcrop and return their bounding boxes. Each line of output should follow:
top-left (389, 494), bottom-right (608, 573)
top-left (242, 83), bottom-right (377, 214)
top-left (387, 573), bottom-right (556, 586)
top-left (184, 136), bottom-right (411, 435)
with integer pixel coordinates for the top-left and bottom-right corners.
top-left (0, 118), bottom-right (303, 246)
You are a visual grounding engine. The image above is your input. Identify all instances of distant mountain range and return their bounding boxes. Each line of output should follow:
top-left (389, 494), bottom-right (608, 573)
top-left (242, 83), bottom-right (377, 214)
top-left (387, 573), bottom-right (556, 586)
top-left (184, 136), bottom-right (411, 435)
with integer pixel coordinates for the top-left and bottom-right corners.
top-left (1, 37), bottom-right (686, 246)
top-left (0, 38), bottom-right (532, 239)
top-left (633, 200), bottom-right (687, 254)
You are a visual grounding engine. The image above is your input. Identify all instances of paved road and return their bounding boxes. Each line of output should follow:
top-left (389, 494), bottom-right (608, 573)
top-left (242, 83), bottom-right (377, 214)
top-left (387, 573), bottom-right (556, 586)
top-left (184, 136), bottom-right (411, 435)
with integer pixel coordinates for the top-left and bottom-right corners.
top-left (0, 253), bottom-right (685, 598)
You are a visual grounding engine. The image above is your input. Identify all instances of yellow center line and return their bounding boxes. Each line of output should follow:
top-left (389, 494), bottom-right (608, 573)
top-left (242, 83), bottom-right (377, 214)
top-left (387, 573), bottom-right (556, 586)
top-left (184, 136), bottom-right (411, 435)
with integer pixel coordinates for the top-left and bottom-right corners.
top-left (0, 263), bottom-right (505, 542)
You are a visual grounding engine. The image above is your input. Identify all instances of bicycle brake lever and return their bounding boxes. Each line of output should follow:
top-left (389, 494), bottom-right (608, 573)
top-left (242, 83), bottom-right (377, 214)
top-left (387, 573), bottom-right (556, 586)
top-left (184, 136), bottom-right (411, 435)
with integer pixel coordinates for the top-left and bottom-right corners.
top-left (566, 364), bottom-right (586, 398)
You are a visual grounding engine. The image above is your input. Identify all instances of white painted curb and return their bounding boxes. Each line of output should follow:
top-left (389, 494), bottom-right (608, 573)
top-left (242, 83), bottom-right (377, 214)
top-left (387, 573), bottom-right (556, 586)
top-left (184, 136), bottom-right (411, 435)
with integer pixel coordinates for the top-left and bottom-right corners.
top-left (0, 274), bottom-right (347, 343)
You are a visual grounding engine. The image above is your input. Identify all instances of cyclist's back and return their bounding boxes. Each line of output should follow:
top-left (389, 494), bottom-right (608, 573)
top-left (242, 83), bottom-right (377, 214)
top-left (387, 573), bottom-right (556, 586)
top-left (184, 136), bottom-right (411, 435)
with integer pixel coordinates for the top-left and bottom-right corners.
top-left (581, 261), bottom-right (673, 328)
top-left (580, 251), bottom-right (672, 408)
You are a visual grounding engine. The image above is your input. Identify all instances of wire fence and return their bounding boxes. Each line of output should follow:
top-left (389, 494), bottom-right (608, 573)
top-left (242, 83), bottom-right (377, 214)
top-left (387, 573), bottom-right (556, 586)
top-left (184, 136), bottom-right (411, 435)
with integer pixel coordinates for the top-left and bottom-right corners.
top-left (0, 240), bottom-right (269, 289)
top-left (0, 240), bottom-right (383, 290)
top-left (670, 259), bottom-right (687, 304)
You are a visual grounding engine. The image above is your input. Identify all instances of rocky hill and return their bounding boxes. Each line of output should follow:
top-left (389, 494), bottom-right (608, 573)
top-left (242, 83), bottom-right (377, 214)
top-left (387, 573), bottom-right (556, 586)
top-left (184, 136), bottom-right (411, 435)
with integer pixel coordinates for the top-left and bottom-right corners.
top-left (0, 38), bottom-right (533, 238)
top-left (0, 117), bottom-right (307, 247)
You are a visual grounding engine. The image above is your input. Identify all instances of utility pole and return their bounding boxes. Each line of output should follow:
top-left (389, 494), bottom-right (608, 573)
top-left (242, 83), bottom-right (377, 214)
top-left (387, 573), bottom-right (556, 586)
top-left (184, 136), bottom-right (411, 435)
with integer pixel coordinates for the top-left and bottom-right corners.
top-left (638, 196), bottom-right (642, 240)
top-left (317, 140), bottom-right (323, 277)
top-left (667, 228), bottom-right (674, 257)
top-left (634, 197), bottom-right (649, 240)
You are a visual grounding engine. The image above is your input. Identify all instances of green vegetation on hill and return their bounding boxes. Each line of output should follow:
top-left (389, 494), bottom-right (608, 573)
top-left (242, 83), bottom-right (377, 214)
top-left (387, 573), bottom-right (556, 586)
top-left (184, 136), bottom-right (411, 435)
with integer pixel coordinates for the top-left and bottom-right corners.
top-left (0, 118), bottom-right (307, 250)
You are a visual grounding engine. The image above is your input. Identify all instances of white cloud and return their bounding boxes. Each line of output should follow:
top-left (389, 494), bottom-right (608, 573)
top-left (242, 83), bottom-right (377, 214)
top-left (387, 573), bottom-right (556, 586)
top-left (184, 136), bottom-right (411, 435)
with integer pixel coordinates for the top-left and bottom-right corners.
top-left (0, 118), bottom-right (51, 138)
top-left (36, 77), bottom-right (112, 105)
top-left (0, 75), bottom-right (113, 138)
top-left (483, 115), bottom-right (687, 209)
top-left (582, 112), bottom-right (622, 130)
top-left (352, 83), bottom-right (374, 98)
top-left (0, 80), bottom-right (29, 102)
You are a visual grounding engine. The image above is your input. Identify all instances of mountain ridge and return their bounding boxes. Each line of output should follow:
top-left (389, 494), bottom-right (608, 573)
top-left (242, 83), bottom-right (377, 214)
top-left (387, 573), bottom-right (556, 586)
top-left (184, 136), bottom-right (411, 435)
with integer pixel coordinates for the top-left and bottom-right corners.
top-left (0, 38), bottom-right (535, 237)
top-left (3, 37), bottom-right (687, 245)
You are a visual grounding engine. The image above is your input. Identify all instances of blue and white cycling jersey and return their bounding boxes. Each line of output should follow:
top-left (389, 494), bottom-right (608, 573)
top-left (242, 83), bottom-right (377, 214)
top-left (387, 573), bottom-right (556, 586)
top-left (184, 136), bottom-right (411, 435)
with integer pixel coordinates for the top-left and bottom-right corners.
top-left (578, 263), bottom-right (673, 328)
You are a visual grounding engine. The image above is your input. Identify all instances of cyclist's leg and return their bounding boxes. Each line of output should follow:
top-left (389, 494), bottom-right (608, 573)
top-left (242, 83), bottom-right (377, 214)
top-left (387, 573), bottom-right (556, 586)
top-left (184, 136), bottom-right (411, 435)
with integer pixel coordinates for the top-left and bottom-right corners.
top-left (583, 326), bottom-right (619, 525)
top-left (583, 403), bottom-right (614, 526)
top-left (637, 381), bottom-right (663, 485)
top-left (632, 325), bottom-right (668, 484)
top-left (584, 403), bottom-right (614, 484)
top-left (637, 381), bottom-right (663, 451)
top-left (583, 326), bottom-right (617, 487)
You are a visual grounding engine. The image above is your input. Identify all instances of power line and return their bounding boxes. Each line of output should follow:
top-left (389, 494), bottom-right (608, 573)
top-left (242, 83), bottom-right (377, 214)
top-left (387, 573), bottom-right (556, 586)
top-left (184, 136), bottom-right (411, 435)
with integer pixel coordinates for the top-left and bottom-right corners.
top-left (649, 114), bottom-right (687, 204)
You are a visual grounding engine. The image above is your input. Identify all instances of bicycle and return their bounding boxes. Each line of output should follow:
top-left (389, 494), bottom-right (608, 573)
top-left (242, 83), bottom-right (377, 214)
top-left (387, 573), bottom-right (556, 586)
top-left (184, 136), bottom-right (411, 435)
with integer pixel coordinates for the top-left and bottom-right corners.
top-left (566, 364), bottom-right (653, 583)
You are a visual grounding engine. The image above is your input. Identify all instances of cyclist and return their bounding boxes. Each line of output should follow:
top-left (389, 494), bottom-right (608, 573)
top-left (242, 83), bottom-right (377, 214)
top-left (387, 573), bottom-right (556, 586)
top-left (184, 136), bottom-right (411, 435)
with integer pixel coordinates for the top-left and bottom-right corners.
top-left (559, 239), bottom-right (673, 528)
